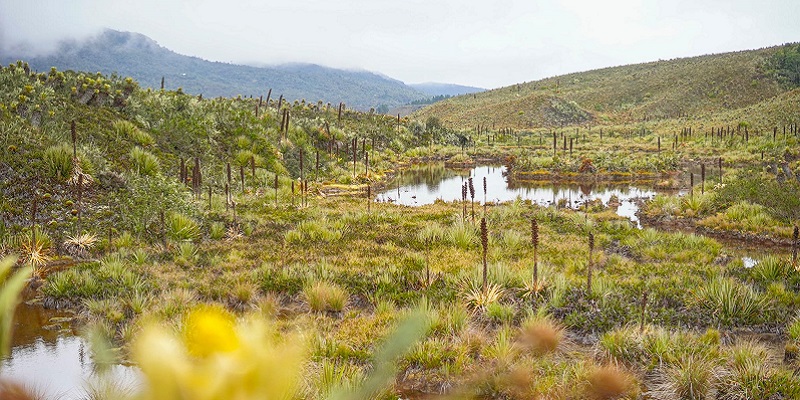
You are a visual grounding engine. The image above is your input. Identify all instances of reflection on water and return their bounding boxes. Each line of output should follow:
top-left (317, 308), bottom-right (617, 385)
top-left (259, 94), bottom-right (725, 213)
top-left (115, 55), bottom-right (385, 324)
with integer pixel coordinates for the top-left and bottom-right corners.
top-left (2, 296), bottom-right (139, 399)
top-left (376, 164), bottom-right (660, 227)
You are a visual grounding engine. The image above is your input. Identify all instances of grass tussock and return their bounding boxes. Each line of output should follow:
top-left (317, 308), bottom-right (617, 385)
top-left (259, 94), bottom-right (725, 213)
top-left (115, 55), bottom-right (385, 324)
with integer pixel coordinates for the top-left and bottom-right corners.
top-left (129, 146), bottom-right (159, 176)
top-left (694, 277), bottom-right (764, 326)
top-left (520, 313), bottom-right (564, 356)
top-left (166, 212), bottom-right (201, 242)
top-left (646, 354), bottom-right (721, 400)
top-left (304, 281), bottom-right (348, 312)
top-left (585, 365), bottom-right (639, 400)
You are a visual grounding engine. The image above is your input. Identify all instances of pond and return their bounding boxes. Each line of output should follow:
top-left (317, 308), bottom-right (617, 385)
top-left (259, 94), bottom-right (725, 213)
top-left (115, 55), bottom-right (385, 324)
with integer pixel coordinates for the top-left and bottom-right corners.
top-left (375, 164), bottom-right (662, 227)
top-left (376, 162), bottom-right (788, 266)
top-left (1, 294), bottom-right (139, 399)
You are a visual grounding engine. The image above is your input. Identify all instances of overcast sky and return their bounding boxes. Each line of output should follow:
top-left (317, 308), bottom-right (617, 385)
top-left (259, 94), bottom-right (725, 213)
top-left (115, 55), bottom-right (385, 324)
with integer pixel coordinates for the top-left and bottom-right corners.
top-left (1, 0), bottom-right (798, 89)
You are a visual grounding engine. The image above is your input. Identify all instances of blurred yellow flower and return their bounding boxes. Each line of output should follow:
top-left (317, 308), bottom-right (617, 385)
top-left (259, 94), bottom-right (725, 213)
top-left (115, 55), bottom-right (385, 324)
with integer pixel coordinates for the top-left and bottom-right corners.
top-left (182, 306), bottom-right (240, 357)
top-left (133, 309), bottom-right (305, 400)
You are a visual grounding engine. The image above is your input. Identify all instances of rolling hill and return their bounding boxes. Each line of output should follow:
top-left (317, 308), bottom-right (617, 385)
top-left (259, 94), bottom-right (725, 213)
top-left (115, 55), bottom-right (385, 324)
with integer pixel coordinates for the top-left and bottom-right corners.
top-left (1, 29), bottom-right (427, 110)
top-left (415, 44), bottom-right (800, 129)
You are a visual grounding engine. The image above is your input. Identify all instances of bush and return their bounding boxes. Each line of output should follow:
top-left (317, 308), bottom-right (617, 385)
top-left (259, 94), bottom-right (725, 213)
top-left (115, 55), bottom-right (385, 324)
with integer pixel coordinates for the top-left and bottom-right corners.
top-left (695, 277), bottom-right (764, 326)
top-left (166, 212), bottom-right (201, 242)
top-left (750, 255), bottom-right (793, 285)
top-left (260, 266), bottom-right (306, 295)
top-left (447, 218), bottom-right (478, 249)
top-left (130, 146), bottom-right (160, 176)
top-left (209, 222), bottom-right (226, 240)
top-left (717, 341), bottom-right (778, 400)
top-left (114, 120), bottom-right (154, 146)
top-left (766, 43), bottom-right (800, 86)
top-left (599, 326), bottom-right (646, 364)
top-left (42, 257), bottom-right (147, 300)
top-left (405, 337), bottom-right (459, 369)
top-left (42, 143), bottom-right (73, 180)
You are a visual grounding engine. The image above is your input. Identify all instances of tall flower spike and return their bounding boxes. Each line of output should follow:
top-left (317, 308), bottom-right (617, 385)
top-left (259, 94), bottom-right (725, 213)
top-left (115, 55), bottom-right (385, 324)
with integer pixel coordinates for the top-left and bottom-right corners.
top-left (532, 218), bottom-right (539, 286)
top-left (481, 217), bottom-right (488, 291)
top-left (468, 177), bottom-right (474, 198)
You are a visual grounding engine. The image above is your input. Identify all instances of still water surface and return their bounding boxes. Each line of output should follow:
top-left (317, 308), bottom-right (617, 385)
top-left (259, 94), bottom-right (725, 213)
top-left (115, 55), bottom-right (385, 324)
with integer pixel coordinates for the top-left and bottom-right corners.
top-left (2, 297), bottom-right (139, 399)
top-left (376, 164), bottom-right (660, 227)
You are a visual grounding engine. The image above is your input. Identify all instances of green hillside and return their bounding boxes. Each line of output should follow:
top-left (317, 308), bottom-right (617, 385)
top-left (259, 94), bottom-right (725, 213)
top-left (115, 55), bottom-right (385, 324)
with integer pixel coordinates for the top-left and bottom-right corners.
top-left (415, 44), bottom-right (799, 129)
top-left (0, 61), bottom-right (426, 246)
top-left (2, 29), bottom-right (426, 110)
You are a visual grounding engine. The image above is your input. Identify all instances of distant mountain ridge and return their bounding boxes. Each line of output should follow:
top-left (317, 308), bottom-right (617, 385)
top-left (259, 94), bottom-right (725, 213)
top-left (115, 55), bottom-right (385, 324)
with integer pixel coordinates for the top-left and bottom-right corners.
top-left (409, 82), bottom-right (484, 96)
top-left (2, 29), bottom-right (428, 110)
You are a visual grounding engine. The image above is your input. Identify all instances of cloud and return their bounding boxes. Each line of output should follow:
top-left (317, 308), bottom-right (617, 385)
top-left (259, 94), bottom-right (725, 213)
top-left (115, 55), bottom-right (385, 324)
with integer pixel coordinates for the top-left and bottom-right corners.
top-left (1, 0), bottom-right (798, 88)
top-left (0, 0), bottom-right (104, 56)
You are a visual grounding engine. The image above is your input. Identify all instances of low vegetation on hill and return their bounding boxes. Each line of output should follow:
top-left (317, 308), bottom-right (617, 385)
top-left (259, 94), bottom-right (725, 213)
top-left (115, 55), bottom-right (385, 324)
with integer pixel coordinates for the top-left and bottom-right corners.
top-left (415, 44), bottom-right (799, 129)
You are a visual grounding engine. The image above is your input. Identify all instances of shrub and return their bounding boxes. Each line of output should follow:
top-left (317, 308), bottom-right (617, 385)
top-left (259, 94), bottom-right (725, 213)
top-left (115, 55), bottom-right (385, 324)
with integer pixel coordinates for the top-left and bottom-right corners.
top-left (131, 248), bottom-right (149, 265)
top-left (284, 219), bottom-right (342, 244)
top-left (463, 281), bottom-right (504, 310)
top-left (681, 192), bottom-right (714, 217)
top-left (713, 174), bottom-right (800, 224)
top-left (431, 303), bottom-right (469, 335)
top-left (63, 233), bottom-right (98, 259)
top-left (416, 222), bottom-right (445, 249)
top-left (499, 229), bottom-right (524, 251)
top-left (114, 231), bottom-right (135, 249)
top-left (209, 222), bottom-right (226, 240)
top-left (42, 143), bottom-right (73, 180)
top-left (447, 218), bottom-right (478, 249)
top-left (750, 255), bottom-right (792, 285)
top-left (766, 43), bottom-right (800, 86)
top-left (129, 146), bottom-right (159, 176)
top-left (166, 213), bottom-right (201, 242)
top-left (42, 257), bottom-right (146, 300)
top-left (405, 337), bottom-right (458, 369)
top-left (694, 276), bottom-right (764, 325)
top-left (599, 326), bottom-right (646, 364)
top-left (307, 358), bottom-right (364, 398)
top-left (174, 242), bottom-right (198, 266)
top-left (483, 326), bottom-right (517, 365)
top-left (125, 291), bottom-right (151, 315)
top-left (260, 266), bottom-right (307, 295)
top-left (114, 120), bottom-right (153, 146)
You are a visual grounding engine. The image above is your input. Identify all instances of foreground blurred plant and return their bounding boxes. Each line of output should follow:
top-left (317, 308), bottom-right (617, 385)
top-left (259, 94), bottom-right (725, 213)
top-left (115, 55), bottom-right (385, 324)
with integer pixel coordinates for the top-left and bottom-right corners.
top-left (131, 306), bottom-right (429, 400)
top-left (133, 305), bottom-right (305, 400)
top-left (0, 256), bottom-right (31, 360)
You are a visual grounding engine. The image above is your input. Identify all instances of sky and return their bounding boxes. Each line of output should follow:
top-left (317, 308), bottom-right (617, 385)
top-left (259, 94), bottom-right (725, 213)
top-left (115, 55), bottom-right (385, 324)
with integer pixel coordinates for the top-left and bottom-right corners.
top-left (0, 0), bottom-right (798, 89)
